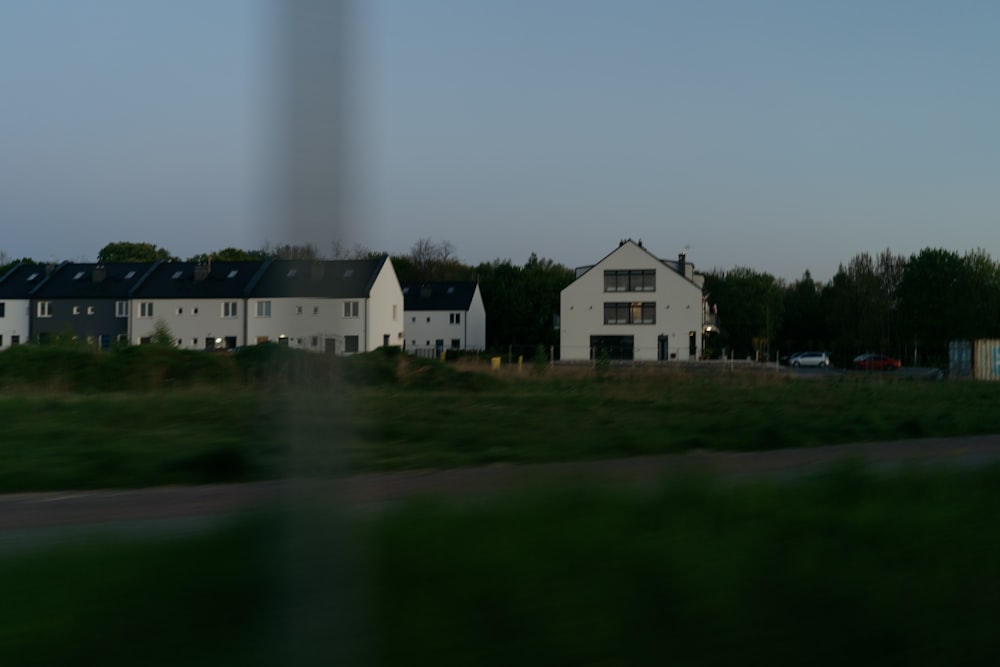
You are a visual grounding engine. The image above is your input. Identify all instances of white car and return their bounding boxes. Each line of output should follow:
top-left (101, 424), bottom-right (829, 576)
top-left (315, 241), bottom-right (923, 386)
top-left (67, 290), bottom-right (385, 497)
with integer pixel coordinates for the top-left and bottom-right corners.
top-left (789, 351), bottom-right (830, 367)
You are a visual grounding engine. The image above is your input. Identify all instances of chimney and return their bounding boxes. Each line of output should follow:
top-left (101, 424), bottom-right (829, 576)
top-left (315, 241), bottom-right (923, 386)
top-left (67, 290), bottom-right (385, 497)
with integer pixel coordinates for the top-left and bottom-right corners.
top-left (194, 264), bottom-right (210, 282)
top-left (93, 266), bottom-right (106, 283)
top-left (310, 262), bottom-right (325, 281)
top-left (678, 252), bottom-right (686, 278)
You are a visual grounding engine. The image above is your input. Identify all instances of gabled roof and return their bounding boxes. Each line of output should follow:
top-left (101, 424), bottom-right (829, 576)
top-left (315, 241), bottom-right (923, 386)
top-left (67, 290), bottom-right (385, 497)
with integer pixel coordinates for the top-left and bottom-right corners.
top-left (570, 239), bottom-right (702, 288)
top-left (0, 263), bottom-right (50, 298)
top-left (26, 262), bottom-right (156, 299)
top-left (401, 281), bottom-right (479, 311)
top-left (249, 257), bottom-right (389, 299)
top-left (130, 260), bottom-right (270, 299)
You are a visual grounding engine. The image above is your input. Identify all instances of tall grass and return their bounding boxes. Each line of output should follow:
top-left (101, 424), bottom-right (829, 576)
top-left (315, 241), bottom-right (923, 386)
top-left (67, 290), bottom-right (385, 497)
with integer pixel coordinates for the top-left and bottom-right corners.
top-left (2, 346), bottom-right (1000, 491)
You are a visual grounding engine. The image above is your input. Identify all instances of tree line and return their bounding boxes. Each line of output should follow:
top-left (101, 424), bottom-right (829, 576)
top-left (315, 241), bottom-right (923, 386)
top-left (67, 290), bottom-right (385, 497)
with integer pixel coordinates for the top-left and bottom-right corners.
top-left (3, 241), bottom-right (995, 363)
top-left (705, 247), bottom-right (1000, 366)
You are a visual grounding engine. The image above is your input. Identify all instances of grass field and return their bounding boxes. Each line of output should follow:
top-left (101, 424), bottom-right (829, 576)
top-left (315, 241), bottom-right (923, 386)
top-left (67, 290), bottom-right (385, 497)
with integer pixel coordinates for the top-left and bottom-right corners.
top-left (2, 351), bottom-right (1000, 492)
top-left (4, 465), bottom-right (1000, 665)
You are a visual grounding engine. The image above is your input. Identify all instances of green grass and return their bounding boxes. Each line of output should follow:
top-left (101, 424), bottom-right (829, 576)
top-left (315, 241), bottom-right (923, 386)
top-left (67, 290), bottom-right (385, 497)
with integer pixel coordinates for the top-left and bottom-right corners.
top-left (5, 465), bottom-right (1000, 665)
top-left (4, 359), bottom-right (1000, 491)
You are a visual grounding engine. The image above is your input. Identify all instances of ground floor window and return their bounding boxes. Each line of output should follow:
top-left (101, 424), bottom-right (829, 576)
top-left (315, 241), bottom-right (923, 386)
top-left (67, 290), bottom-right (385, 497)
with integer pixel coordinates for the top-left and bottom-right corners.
top-left (345, 335), bottom-right (359, 353)
top-left (590, 335), bottom-right (634, 360)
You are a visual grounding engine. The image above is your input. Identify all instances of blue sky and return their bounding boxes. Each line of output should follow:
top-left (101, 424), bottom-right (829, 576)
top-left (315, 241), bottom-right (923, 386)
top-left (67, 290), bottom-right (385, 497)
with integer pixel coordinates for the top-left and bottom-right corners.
top-left (3, 1), bottom-right (999, 281)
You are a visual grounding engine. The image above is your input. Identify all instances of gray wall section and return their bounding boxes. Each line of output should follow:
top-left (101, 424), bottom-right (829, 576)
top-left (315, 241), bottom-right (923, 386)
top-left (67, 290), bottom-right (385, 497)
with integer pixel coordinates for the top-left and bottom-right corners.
top-left (30, 299), bottom-right (128, 346)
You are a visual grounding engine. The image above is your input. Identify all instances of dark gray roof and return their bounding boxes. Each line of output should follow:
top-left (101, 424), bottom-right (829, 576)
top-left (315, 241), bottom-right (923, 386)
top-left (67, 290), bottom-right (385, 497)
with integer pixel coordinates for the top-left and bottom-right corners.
top-left (26, 262), bottom-right (157, 299)
top-left (130, 260), bottom-right (270, 299)
top-left (401, 281), bottom-right (478, 311)
top-left (249, 257), bottom-right (388, 298)
top-left (0, 263), bottom-right (50, 298)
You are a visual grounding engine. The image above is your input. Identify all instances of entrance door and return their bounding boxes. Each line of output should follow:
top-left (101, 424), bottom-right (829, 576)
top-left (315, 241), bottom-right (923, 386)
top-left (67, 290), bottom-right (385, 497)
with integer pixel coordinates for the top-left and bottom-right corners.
top-left (688, 331), bottom-right (697, 359)
top-left (658, 335), bottom-right (669, 361)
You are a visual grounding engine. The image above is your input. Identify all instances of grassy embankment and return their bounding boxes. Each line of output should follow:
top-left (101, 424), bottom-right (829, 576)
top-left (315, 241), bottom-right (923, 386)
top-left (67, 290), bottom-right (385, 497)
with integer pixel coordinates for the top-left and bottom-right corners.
top-left (2, 343), bottom-right (1000, 491)
top-left (4, 465), bottom-right (1000, 665)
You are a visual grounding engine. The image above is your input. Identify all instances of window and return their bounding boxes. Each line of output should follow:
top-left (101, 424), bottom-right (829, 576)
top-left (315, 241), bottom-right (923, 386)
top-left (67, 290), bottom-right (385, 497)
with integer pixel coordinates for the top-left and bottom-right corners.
top-left (139, 302), bottom-right (154, 318)
top-left (87, 306), bottom-right (95, 315)
top-left (450, 313), bottom-right (461, 324)
top-left (311, 336), bottom-right (319, 347)
top-left (125, 271), bottom-right (135, 280)
top-left (256, 301), bottom-right (271, 318)
top-left (313, 306), bottom-right (319, 315)
top-left (343, 301), bottom-right (359, 318)
top-left (393, 304), bottom-right (398, 320)
top-left (73, 306), bottom-right (81, 315)
top-left (176, 307), bottom-right (184, 315)
top-left (11, 335), bottom-right (19, 345)
top-left (604, 270), bottom-right (656, 292)
top-left (222, 302), bottom-right (238, 318)
top-left (38, 302), bottom-right (52, 318)
top-left (0, 302), bottom-right (4, 317)
top-left (451, 339), bottom-right (460, 349)
top-left (345, 335), bottom-right (359, 353)
top-left (115, 301), bottom-right (128, 318)
top-left (296, 306), bottom-right (303, 315)
top-left (603, 302), bottom-right (656, 325)
top-left (192, 307), bottom-right (199, 315)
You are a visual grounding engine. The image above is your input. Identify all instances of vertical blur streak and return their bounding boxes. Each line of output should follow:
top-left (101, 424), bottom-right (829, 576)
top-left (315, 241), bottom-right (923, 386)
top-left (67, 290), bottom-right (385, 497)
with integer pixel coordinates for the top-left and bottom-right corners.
top-left (272, 1), bottom-right (357, 665)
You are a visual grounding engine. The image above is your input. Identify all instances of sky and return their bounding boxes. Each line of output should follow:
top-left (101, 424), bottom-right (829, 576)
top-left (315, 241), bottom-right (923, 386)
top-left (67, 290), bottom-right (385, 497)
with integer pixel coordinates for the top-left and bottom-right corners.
top-left (3, 1), bottom-right (1000, 282)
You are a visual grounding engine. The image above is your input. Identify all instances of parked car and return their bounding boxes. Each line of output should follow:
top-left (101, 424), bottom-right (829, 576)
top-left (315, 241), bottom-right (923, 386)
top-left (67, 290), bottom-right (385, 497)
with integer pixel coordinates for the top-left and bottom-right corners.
top-left (787, 351), bottom-right (830, 367)
top-left (852, 353), bottom-right (901, 371)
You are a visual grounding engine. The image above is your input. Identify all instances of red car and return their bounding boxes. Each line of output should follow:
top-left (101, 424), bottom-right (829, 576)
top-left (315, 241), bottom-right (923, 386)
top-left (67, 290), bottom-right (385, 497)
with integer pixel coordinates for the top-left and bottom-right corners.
top-left (852, 353), bottom-right (901, 371)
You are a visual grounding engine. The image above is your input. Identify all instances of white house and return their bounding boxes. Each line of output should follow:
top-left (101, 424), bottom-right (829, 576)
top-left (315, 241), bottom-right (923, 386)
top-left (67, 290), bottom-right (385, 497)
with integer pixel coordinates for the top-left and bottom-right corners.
top-left (128, 260), bottom-right (269, 350)
top-left (0, 263), bottom-right (38, 349)
top-left (401, 281), bottom-right (486, 355)
top-left (246, 257), bottom-right (405, 354)
top-left (560, 240), bottom-right (706, 361)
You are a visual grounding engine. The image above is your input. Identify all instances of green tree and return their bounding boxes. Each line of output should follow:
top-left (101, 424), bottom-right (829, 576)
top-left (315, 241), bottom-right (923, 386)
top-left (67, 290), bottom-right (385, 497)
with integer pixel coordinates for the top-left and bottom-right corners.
top-left (187, 248), bottom-right (269, 262)
top-left (703, 267), bottom-right (784, 359)
top-left (98, 242), bottom-right (176, 263)
top-left (150, 320), bottom-right (176, 347)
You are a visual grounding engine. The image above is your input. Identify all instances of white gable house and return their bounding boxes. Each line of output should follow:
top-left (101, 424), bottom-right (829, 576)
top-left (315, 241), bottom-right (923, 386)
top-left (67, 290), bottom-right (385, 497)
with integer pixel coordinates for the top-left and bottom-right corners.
top-left (246, 257), bottom-right (405, 354)
top-left (560, 240), bottom-right (706, 361)
top-left (401, 281), bottom-right (486, 356)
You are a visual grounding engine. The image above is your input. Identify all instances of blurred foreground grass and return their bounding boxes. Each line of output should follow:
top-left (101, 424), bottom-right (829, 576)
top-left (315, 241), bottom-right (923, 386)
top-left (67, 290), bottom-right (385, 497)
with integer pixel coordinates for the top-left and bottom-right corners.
top-left (3, 464), bottom-right (1000, 665)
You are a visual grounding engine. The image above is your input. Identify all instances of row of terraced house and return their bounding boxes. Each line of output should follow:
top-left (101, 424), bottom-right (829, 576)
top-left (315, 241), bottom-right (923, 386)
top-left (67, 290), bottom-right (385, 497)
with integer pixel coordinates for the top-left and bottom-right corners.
top-left (0, 257), bottom-right (487, 355)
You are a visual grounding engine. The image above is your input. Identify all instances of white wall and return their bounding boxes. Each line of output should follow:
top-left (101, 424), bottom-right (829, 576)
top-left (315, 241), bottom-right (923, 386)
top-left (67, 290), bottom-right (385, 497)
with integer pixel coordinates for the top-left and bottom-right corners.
top-left (0, 300), bottom-right (30, 349)
top-left (246, 297), bottom-right (346, 351)
top-left (560, 243), bottom-right (704, 361)
top-left (366, 258), bottom-right (405, 352)
top-left (130, 299), bottom-right (245, 349)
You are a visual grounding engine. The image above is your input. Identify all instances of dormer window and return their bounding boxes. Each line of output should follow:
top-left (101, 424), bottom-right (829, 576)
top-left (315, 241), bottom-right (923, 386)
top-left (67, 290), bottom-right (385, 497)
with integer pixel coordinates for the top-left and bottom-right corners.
top-left (26, 273), bottom-right (38, 281)
top-left (172, 270), bottom-right (183, 280)
top-left (227, 270), bottom-right (238, 279)
top-left (287, 269), bottom-right (297, 277)
top-left (74, 271), bottom-right (85, 280)
top-left (125, 271), bottom-right (136, 280)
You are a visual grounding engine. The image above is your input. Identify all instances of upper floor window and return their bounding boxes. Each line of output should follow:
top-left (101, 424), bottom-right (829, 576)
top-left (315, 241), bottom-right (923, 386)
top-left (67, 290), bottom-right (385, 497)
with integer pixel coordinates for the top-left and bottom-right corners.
top-left (450, 313), bottom-right (461, 324)
top-left (0, 302), bottom-right (5, 318)
top-left (256, 301), bottom-right (271, 318)
top-left (139, 302), bottom-right (154, 318)
top-left (115, 301), bottom-right (128, 318)
top-left (604, 270), bottom-right (655, 292)
top-left (37, 302), bottom-right (52, 318)
top-left (604, 302), bottom-right (656, 325)
top-left (343, 301), bottom-right (359, 318)
top-left (222, 301), bottom-right (238, 318)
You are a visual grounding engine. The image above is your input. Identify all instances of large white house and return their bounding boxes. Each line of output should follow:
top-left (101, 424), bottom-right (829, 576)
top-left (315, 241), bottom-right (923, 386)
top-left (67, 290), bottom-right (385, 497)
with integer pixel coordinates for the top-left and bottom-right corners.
top-left (246, 257), bottom-right (405, 354)
top-left (560, 240), bottom-right (707, 361)
top-left (401, 281), bottom-right (486, 355)
top-left (126, 257), bottom-right (405, 354)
